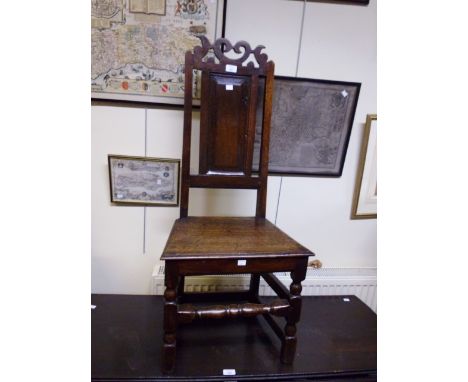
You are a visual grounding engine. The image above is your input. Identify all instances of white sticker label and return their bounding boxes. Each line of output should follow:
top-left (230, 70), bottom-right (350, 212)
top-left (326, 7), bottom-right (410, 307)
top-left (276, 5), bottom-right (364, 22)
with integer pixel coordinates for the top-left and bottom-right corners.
top-left (343, 298), bottom-right (350, 302)
top-left (116, 193), bottom-right (123, 199)
top-left (341, 90), bottom-right (348, 97)
top-left (225, 84), bottom-right (233, 91)
top-left (157, 179), bottom-right (162, 185)
top-left (223, 369), bottom-right (236, 375)
top-left (237, 259), bottom-right (246, 266)
top-left (226, 64), bottom-right (237, 73)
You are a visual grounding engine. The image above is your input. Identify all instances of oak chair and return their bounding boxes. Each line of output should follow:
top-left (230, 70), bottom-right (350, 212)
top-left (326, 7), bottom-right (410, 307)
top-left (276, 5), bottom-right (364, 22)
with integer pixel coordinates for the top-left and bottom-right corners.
top-left (160, 37), bottom-right (314, 373)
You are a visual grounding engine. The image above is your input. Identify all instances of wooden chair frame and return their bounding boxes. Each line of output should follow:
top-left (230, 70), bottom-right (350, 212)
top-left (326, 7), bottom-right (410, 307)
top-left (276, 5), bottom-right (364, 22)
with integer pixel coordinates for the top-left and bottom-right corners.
top-left (161, 37), bottom-right (313, 373)
top-left (180, 36), bottom-right (275, 219)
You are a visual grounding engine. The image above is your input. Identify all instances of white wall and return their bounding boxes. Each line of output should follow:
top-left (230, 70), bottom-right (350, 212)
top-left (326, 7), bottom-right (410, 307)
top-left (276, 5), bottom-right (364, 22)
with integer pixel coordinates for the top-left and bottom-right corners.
top-left (92, 0), bottom-right (377, 294)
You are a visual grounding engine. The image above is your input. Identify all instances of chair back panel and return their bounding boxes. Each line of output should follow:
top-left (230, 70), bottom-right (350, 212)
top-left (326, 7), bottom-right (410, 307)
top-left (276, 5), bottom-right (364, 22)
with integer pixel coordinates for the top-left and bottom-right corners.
top-left (180, 37), bottom-right (275, 218)
top-left (199, 73), bottom-right (252, 175)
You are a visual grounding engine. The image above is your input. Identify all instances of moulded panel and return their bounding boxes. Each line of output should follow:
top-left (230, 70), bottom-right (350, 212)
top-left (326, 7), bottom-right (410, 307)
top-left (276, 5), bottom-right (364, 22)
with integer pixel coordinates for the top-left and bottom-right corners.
top-left (224, 0), bottom-right (304, 76)
top-left (200, 73), bottom-right (251, 174)
top-left (91, 105), bottom-right (148, 293)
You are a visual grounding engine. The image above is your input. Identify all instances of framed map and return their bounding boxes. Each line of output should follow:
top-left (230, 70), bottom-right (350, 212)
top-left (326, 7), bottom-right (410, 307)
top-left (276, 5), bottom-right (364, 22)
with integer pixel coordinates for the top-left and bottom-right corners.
top-left (253, 76), bottom-right (361, 177)
top-left (92, 0), bottom-right (225, 105)
top-left (108, 155), bottom-right (180, 206)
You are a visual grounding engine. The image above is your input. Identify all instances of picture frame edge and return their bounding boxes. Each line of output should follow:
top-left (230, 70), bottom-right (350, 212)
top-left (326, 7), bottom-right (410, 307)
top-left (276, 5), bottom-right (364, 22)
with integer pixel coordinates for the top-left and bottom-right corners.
top-left (108, 154), bottom-right (181, 207)
top-left (350, 114), bottom-right (377, 219)
top-left (262, 76), bottom-right (361, 177)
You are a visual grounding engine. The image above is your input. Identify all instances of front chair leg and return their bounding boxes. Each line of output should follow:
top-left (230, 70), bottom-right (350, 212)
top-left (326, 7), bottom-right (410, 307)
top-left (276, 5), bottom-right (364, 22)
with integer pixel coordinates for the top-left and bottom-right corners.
top-left (281, 261), bottom-right (307, 364)
top-left (162, 262), bottom-right (179, 373)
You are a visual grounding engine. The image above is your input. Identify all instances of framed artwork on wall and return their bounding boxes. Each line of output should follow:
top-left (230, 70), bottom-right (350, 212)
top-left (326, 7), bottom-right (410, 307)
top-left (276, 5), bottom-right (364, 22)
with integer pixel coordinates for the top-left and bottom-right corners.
top-left (108, 155), bottom-right (180, 206)
top-left (253, 76), bottom-right (361, 176)
top-left (351, 114), bottom-right (377, 219)
top-left (91, 0), bottom-right (226, 106)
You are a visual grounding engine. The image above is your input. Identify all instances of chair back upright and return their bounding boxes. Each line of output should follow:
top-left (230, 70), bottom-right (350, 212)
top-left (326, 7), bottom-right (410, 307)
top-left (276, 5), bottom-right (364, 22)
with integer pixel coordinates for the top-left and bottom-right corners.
top-left (180, 36), bottom-right (275, 218)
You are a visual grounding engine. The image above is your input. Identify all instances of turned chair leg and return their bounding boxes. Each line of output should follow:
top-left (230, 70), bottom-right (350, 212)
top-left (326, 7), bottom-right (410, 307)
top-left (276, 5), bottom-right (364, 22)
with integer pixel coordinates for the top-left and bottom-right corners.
top-left (162, 262), bottom-right (179, 373)
top-left (249, 274), bottom-right (260, 301)
top-left (281, 262), bottom-right (307, 364)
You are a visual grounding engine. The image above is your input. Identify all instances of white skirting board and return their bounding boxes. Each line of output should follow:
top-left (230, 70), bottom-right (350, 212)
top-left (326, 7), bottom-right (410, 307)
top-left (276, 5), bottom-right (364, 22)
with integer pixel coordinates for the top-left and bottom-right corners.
top-left (152, 265), bottom-right (377, 313)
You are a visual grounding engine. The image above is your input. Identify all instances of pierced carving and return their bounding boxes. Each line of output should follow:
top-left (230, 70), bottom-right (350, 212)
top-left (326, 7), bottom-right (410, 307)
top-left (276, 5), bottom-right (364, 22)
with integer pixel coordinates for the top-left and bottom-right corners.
top-left (193, 36), bottom-right (269, 69)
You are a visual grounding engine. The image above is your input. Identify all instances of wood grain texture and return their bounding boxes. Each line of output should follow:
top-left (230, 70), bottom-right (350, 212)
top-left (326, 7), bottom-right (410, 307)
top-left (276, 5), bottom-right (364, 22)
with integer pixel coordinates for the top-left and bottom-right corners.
top-left (161, 217), bottom-right (313, 260)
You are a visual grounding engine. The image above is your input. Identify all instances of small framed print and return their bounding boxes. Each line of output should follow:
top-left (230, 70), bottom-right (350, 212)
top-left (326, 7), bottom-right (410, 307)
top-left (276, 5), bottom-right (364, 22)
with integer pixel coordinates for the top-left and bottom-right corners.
top-left (108, 155), bottom-right (180, 206)
top-left (351, 114), bottom-right (377, 219)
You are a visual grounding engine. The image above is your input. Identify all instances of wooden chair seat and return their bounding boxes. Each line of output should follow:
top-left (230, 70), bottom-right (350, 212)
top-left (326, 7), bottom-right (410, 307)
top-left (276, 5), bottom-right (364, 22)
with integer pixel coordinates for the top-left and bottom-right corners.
top-left (162, 217), bottom-right (312, 260)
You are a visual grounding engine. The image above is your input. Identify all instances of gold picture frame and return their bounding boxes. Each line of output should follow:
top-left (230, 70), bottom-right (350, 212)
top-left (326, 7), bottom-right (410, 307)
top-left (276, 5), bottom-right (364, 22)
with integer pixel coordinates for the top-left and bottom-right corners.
top-left (108, 155), bottom-right (180, 206)
top-left (351, 114), bottom-right (377, 219)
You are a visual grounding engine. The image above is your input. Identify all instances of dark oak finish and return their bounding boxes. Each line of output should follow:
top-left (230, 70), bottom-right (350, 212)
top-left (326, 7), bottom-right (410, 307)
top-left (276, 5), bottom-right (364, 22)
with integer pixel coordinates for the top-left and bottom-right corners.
top-left (175, 257), bottom-right (307, 276)
top-left (282, 259), bottom-right (308, 364)
top-left (188, 174), bottom-right (260, 189)
top-left (200, 73), bottom-right (252, 174)
top-left (179, 36), bottom-right (274, 219)
top-left (178, 300), bottom-right (290, 323)
top-left (249, 273), bottom-right (261, 300)
top-left (162, 217), bottom-right (313, 260)
top-left (160, 37), bottom-right (314, 373)
top-left (92, 294), bottom-right (377, 381)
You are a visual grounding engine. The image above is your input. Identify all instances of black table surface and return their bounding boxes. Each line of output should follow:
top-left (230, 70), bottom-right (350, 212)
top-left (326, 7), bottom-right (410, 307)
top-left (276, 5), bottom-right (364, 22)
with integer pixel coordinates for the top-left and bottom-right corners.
top-left (91, 294), bottom-right (376, 381)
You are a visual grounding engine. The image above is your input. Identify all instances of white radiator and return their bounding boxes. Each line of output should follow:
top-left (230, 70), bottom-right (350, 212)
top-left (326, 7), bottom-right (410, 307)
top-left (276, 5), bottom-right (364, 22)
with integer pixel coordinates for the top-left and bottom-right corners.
top-left (152, 265), bottom-right (377, 313)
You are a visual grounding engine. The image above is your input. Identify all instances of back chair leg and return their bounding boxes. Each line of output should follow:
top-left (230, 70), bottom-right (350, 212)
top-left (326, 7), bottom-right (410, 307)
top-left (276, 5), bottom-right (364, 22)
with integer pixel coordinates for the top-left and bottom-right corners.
top-left (249, 274), bottom-right (260, 301)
